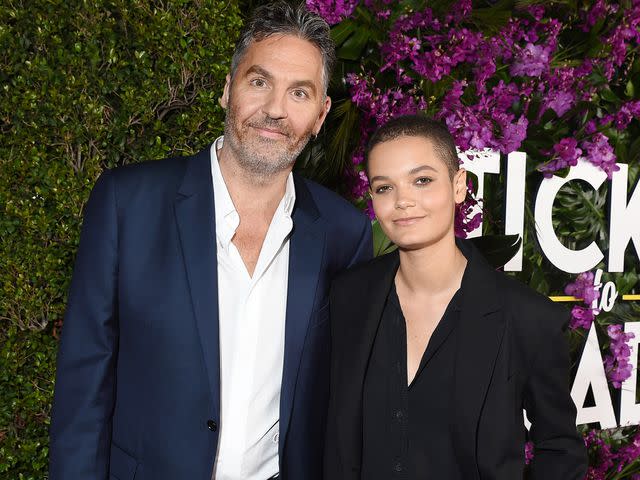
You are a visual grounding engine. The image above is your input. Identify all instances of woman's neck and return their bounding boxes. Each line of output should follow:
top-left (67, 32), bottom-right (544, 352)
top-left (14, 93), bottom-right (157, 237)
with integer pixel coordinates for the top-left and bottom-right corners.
top-left (396, 239), bottom-right (467, 296)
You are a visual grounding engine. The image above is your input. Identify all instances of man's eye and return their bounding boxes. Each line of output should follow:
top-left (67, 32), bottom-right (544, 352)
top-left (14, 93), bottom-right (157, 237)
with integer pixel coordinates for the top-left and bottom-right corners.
top-left (292, 89), bottom-right (308, 99)
top-left (251, 78), bottom-right (267, 87)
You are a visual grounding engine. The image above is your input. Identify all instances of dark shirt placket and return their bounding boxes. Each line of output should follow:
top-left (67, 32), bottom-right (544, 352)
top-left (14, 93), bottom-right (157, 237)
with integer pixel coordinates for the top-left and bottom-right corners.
top-left (362, 281), bottom-right (464, 480)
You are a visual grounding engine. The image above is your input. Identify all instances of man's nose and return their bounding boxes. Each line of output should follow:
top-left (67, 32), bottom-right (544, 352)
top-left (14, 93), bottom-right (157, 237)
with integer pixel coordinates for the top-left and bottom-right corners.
top-left (262, 89), bottom-right (288, 119)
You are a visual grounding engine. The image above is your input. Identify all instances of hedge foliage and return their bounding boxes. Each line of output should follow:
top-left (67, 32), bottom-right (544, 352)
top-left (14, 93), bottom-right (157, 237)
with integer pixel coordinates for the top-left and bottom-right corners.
top-left (0, 1), bottom-right (242, 477)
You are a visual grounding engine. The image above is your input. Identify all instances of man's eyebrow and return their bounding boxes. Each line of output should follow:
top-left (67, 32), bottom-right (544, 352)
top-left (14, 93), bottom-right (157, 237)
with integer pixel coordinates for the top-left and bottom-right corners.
top-left (245, 65), bottom-right (273, 80)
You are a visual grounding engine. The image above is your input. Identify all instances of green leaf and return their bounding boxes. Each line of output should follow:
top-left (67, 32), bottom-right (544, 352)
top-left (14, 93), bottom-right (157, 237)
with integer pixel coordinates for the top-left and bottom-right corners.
top-left (469, 234), bottom-right (522, 269)
top-left (372, 220), bottom-right (397, 257)
top-left (337, 26), bottom-right (371, 61)
top-left (625, 79), bottom-right (635, 99)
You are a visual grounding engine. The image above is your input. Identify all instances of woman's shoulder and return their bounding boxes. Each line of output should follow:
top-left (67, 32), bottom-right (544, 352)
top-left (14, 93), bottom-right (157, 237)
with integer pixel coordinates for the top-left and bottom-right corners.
top-left (333, 249), bottom-right (399, 289)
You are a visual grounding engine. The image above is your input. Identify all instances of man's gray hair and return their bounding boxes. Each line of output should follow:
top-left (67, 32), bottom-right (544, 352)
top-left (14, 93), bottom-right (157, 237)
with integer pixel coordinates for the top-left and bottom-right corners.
top-left (230, 1), bottom-right (336, 94)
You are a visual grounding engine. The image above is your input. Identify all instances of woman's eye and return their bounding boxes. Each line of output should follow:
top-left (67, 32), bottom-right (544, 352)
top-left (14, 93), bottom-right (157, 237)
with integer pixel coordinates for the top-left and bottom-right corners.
top-left (416, 177), bottom-right (432, 185)
top-left (374, 185), bottom-right (391, 194)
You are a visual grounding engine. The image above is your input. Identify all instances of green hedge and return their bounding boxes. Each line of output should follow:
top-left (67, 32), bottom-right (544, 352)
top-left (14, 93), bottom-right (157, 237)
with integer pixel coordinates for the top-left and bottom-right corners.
top-left (0, 1), bottom-right (242, 477)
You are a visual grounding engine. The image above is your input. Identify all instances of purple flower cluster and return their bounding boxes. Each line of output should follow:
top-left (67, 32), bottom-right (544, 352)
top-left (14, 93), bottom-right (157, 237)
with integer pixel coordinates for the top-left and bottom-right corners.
top-left (584, 429), bottom-right (640, 478)
top-left (306, 0), bottom-right (358, 25)
top-left (345, 73), bottom-right (426, 199)
top-left (599, 3), bottom-right (640, 80)
top-left (454, 182), bottom-right (482, 239)
top-left (346, 73), bottom-right (427, 134)
top-left (564, 271), bottom-right (600, 330)
top-left (524, 441), bottom-right (534, 465)
top-left (438, 80), bottom-right (529, 154)
top-left (580, 0), bottom-right (614, 32)
top-left (601, 99), bottom-right (640, 130)
top-left (581, 133), bottom-right (620, 179)
top-left (565, 271), bottom-right (600, 304)
top-left (603, 324), bottom-right (635, 389)
top-left (317, 0), bottom-right (640, 190)
top-left (538, 138), bottom-right (582, 178)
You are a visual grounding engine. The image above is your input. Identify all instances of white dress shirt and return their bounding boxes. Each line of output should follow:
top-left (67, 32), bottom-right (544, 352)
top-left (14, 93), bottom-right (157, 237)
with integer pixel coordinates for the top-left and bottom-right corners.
top-left (210, 137), bottom-right (294, 480)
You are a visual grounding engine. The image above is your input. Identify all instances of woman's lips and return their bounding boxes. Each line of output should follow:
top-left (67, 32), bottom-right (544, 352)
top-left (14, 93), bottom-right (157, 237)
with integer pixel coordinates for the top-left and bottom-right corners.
top-left (392, 216), bottom-right (425, 226)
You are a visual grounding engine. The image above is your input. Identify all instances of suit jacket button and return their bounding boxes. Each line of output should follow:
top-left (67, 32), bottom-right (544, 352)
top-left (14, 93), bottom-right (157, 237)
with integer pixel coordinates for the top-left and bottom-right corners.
top-left (207, 420), bottom-right (218, 432)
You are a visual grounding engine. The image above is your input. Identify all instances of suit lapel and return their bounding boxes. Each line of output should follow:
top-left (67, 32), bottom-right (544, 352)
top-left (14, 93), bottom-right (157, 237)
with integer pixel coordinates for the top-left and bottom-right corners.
top-left (279, 176), bottom-right (326, 451)
top-left (173, 146), bottom-right (221, 418)
top-left (337, 251), bottom-right (399, 469)
top-left (452, 240), bottom-right (505, 479)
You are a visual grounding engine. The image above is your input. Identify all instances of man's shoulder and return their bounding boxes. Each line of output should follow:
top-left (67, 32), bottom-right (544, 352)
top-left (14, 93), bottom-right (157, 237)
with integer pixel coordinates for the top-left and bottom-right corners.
top-left (110, 154), bottom-right (191, 187)
top-left (295, 175), bottom-right (367, 224)
top-left (105, 146), bottom-right (210, 199)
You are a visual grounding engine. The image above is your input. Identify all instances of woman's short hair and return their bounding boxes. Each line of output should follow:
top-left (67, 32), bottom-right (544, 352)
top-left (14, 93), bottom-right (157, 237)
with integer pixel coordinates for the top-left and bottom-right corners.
top-left (230, 1), bottom-right (335, 94)
top-left (365, 115), bottom-right (460, 179)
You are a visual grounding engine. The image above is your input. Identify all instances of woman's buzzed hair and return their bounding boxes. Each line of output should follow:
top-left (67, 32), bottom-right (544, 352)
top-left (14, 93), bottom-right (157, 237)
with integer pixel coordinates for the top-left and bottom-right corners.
top-left (365, 115), bottom-right (460, 179)
top-left (230, 1), bottom-right (336, 95)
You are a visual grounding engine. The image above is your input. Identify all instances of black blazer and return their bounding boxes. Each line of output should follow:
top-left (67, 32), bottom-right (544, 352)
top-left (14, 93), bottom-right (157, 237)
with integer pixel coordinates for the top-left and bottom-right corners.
top-left (324, 239), bottom-right (587, 480)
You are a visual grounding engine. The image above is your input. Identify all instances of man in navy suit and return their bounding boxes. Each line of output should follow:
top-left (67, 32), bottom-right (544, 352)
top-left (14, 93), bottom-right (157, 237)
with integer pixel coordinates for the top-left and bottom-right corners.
top-left (49, 3), bottom-right (372, 479)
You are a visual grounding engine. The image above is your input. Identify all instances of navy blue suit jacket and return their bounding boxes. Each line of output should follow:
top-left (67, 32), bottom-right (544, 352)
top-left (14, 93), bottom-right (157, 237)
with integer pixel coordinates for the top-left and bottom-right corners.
top-left (49, 146), bottom-right (372, 480)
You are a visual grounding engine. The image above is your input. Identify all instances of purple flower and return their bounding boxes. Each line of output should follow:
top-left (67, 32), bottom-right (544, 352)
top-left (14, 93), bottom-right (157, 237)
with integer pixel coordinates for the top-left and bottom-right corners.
top-left (454, 182), bottom-right (482, 238)
top-left (611, 100), bottom-right (640, 130)
top-left (445, 0), bottom-right (472, 24)
top-left (510, 43), bottom-right (551, 77)
top-left (306, 0), bottom-right (358, 25)
top-left (584, 430), bottom-right (616, 477)
top-left (542, 90), bottom-right (575, 117)
top-left (524, 441), bottom-right (535, 465)
top-left (585, 120), bottom-right (598, 135)
top-left (351, 170), bottom-right (370, 198)
top-left (538, 137), bottom-right (582, 178)
top-left (580, 133), bottom-right (620, 179)
top-left (364, 199), bottom-right (376, 220)
top-left (498, 115), bottom-right (528, 153)
top-left (604, 324), bottom-right (635, 388)
top-left (581, 0), bottom-right (609, 32)
top-left (569, 305), bottom-right (597, 330)
top-left (565, 271), bottom-right (600, 305)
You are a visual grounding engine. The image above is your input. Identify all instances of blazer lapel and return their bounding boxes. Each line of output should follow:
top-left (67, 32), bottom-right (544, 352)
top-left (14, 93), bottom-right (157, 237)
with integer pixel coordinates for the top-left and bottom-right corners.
top-left (452, 240), bottom-right (505, 479)
top-left (337, 251), bottom-right (399, 469)
top-left (279, 176), bottom-right (326, 451)
top-left (174, 146), bottom-right (221, 418)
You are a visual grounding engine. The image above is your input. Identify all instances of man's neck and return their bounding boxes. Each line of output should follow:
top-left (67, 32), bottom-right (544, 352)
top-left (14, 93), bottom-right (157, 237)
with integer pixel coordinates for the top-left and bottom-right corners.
top-left (217, 145), bottom-right (291, 220)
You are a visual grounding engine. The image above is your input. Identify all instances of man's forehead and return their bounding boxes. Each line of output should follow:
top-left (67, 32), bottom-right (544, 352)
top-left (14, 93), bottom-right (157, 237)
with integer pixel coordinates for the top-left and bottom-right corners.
top-left (238, 34), bottom-right (324, 78)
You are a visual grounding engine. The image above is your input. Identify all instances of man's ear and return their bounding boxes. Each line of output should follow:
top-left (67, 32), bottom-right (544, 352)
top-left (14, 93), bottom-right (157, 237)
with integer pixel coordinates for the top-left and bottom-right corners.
top-left (313, 95), bottom-right (332, 135)
top-left (219, 74), bottom-right (231, 109)
top-left (454, 168), bottom-right (468, 204)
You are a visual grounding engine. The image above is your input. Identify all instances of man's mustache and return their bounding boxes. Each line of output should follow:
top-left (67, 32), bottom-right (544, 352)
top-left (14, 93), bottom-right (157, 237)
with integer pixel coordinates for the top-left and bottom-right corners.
top-left (247, 117), bottom-right (292, 138)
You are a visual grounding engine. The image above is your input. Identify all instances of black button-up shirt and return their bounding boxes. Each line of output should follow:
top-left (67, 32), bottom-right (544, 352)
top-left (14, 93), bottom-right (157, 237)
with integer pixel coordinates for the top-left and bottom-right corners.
top-left (361, 281), bottom-right (464, 479)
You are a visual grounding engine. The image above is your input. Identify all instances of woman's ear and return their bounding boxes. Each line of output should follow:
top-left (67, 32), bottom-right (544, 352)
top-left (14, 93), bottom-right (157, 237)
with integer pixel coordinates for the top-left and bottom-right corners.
top-left (454, 168), bottom-right (467, 204)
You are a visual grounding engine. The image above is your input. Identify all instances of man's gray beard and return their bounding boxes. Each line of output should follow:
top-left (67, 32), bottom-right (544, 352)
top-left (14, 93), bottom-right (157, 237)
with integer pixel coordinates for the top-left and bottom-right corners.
top-left (223, 121), bottom-right (311, 181)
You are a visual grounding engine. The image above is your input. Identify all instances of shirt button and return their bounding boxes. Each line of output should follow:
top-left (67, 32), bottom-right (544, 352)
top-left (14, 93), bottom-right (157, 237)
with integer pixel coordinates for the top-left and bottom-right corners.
top-left (207, 419), bottom-right (218, 432)
top-left (394, 462), bottom-right (403, 472)
top-left (395, 410), bottom-right (403, 420)
top-left (273, 432), bottom-right (279, 444)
